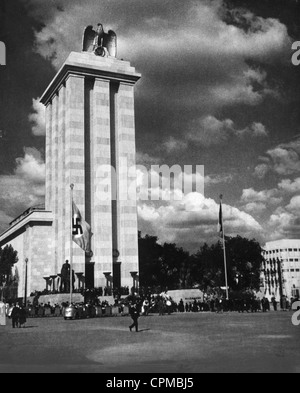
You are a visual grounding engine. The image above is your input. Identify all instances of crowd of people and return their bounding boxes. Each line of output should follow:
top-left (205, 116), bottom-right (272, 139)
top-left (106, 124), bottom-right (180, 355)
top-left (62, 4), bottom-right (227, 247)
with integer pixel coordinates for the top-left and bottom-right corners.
top-left (4, 291), bottom-right (298, 329)
top-left (132, 294), bottom-right (298, 315)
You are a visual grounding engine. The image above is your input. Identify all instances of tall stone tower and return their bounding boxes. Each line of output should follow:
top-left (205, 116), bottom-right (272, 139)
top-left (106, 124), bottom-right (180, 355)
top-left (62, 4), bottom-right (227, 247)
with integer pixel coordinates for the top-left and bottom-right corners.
top-left (40, 32), bottom-right (141, 292)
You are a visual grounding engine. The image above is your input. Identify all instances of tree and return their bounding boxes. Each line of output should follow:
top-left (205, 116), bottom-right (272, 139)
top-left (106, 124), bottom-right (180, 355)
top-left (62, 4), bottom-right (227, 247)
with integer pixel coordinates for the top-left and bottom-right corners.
top-left (138, 232), bottom-right (164, 289)
top-left (0, 244), bottom-right (19, 287)
top-left (160, 243), bottom-right (191, 289)
top-left (192, 236), bottom-right (264, 293)
top-left (138, 232), bottom-right (192, 290)
top-left (138, 233), bottom-right (264, 294)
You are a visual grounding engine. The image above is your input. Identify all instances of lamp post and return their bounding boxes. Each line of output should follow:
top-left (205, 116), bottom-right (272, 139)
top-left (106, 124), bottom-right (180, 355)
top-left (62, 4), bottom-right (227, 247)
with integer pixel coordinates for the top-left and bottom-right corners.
top-left (24, 258), bottom-right (28, 307)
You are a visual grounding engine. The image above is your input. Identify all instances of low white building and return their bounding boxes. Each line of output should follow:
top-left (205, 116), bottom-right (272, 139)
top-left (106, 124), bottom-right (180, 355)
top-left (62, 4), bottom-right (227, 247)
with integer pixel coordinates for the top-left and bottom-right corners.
top-left (262, 239), bottom-right (300, 302)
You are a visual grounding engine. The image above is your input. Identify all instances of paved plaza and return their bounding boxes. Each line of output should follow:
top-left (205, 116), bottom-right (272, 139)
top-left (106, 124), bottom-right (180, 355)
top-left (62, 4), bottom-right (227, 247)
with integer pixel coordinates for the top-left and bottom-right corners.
top-left (0, 311), bottom-right (299, 373)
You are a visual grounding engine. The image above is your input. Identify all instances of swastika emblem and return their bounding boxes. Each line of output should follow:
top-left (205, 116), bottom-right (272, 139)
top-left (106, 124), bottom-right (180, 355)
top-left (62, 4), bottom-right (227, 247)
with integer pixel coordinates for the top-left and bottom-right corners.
top-left (73, 218), bottom-right (83, 236)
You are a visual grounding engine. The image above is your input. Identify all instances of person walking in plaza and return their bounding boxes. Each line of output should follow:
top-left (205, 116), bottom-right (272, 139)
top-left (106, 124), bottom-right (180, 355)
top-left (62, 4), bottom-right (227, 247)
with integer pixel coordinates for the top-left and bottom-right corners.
top-left (19, 305), bottom-right (27, 328)
top-left (158, 298), bottom-right (165, 316)
top-left (11, 304), bottom-right (20, 329)
top-left (129, 302), bottom-right (140, 332)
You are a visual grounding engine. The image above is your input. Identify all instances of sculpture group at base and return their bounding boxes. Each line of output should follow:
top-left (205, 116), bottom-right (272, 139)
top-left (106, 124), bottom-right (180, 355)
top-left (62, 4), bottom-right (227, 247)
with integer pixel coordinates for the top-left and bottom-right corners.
top-left (60, 260), bottom-right (75, 293)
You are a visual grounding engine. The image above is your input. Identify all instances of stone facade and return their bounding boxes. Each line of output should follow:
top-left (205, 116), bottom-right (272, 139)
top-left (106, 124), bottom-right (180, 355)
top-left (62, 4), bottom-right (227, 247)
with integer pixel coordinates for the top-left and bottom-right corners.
top-left (0, 210), bottom-right (53, 298)
top-left (262, 239), bottom-right (300, 301)
top-left (40, 51), bottom-right (141, 290)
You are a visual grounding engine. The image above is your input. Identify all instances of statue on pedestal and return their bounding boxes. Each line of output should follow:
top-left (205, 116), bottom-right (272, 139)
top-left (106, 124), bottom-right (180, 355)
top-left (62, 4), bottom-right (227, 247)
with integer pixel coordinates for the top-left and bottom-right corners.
top-left (60, 261), bottom-right (76, 293)
top-left (60, 260), bottom-right (70, 293)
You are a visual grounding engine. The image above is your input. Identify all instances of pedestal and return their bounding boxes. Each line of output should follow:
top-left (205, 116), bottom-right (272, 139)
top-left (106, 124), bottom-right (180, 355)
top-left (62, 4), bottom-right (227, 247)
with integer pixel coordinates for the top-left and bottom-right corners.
top-left (0, 302), bottom-right (6, 326)
top-left (50, 275), bottom-right (57, 292)
top-left (43, 277), bottom-right (51, 292)
top-left (76, 272), bottom-right (84, 290)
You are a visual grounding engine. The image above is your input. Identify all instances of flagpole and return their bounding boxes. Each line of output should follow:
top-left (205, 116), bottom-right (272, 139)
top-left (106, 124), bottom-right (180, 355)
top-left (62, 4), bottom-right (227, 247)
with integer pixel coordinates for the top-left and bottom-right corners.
top-left (70, 183), bottom-right (74, 305)
top-left (220, 195), bottom-right (229, 300)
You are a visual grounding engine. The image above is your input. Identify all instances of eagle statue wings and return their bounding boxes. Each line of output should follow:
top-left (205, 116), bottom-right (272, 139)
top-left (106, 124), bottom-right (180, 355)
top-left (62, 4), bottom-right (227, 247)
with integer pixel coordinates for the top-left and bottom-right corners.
top-left (82, 23), bottom-right (117, 58)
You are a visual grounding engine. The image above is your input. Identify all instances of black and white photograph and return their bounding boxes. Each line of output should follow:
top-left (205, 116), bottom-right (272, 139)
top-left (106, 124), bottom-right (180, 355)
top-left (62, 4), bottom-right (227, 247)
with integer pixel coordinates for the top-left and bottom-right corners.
top-left (0, 0), bottom-right (300, 377)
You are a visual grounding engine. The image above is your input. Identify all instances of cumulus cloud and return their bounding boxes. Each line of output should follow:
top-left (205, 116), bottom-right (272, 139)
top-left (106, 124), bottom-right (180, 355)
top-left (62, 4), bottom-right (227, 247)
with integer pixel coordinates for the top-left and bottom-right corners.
top-left (254, 163), bottom-right (270, 179)
top-left (278, 177), bottom-right (300, 194)
top-left (188, 116), bottom-right (234, 146)
top-left (205, 174), bottom-right (234, 186)
top-left (267, 207), bottom-right (300, 241)
top-left (138, 192), bottom-right (263, 249)
top-left (160, 137), bottom-right (188, 154)
top-left (28, 98), bottom-right (46, 136)
top-left (0, 148), bottom-right (46, 232)
top-left (241, 177), bottom-right (300, 237)
top-left (188, 116), bottom-right (268, 147)
top-left (265, 184), bottom-right (300, 240)
top-left (237, 122), bottom-right (269, 138)
top-left (266, 147), bottom-right (300, 175)
top-left (15, 147), bottom-right (45, 184)
top-left (286, 195), bottom-right (300, 213)
top-left (243, 202), bottom-right (267, 215)
top-left (254, 138), bottom-right (300, 178)
top-left (241, 187), bottom-right (282, 206)
top-left (210, 68), bottom-right (277, 107)
top-left (134, 166), bottom-right (261, 250)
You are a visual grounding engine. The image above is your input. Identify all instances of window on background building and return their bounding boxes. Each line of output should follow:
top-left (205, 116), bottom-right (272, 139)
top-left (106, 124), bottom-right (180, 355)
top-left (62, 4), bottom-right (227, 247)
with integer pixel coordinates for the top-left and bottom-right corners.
top-left (291, 269), bottom-right (295, 272)
top-left (296, 269), bottom-right (300, 272)
top-left (289, 259), bottom-right (294, 262)
top-left (289, 249), bottom-right (293, 252)
top-left (294, 249), bottom-right (298, 252)
top-left (292, 289), bottom-right (300, 298)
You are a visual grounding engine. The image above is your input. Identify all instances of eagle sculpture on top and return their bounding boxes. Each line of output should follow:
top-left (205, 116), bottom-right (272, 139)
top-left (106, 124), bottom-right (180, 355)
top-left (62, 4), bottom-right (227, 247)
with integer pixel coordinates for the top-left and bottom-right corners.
top-left (82, 23), bottom-right (117, 58)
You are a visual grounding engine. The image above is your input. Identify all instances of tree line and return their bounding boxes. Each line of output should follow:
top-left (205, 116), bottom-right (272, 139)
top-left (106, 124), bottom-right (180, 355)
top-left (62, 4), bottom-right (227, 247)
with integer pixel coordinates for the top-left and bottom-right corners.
top-left (138, 232), bottom-right (264, 295)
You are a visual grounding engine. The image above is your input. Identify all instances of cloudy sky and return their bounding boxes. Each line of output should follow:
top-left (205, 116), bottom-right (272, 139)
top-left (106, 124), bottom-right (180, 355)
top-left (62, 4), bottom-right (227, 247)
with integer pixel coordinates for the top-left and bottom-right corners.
top-left (0, 0), bottom-right (300, 252)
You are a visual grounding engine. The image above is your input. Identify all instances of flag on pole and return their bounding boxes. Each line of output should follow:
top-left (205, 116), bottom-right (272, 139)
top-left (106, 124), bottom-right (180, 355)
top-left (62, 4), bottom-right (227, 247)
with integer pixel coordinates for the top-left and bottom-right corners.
top-left (218, 195), bottom-right (223, 236)
top-left (72, 202), bottom-right (91, 253)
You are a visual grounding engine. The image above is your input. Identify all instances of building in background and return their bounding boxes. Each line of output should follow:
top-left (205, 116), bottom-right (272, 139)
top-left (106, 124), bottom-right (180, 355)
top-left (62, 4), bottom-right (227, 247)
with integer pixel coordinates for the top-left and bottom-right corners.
top-left (262, 239), bottom-right (300, 302)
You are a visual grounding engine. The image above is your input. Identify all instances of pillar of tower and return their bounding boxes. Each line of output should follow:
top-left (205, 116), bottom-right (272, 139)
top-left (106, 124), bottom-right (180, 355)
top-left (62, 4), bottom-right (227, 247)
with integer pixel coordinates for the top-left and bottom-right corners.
top-left (91, 78), bottom-right (114, 289)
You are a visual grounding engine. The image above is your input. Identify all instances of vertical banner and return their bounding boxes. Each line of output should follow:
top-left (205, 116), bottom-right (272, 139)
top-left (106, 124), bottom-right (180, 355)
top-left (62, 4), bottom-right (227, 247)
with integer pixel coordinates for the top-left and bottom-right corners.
top-left (0, 302), bottom-right (6, 326)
